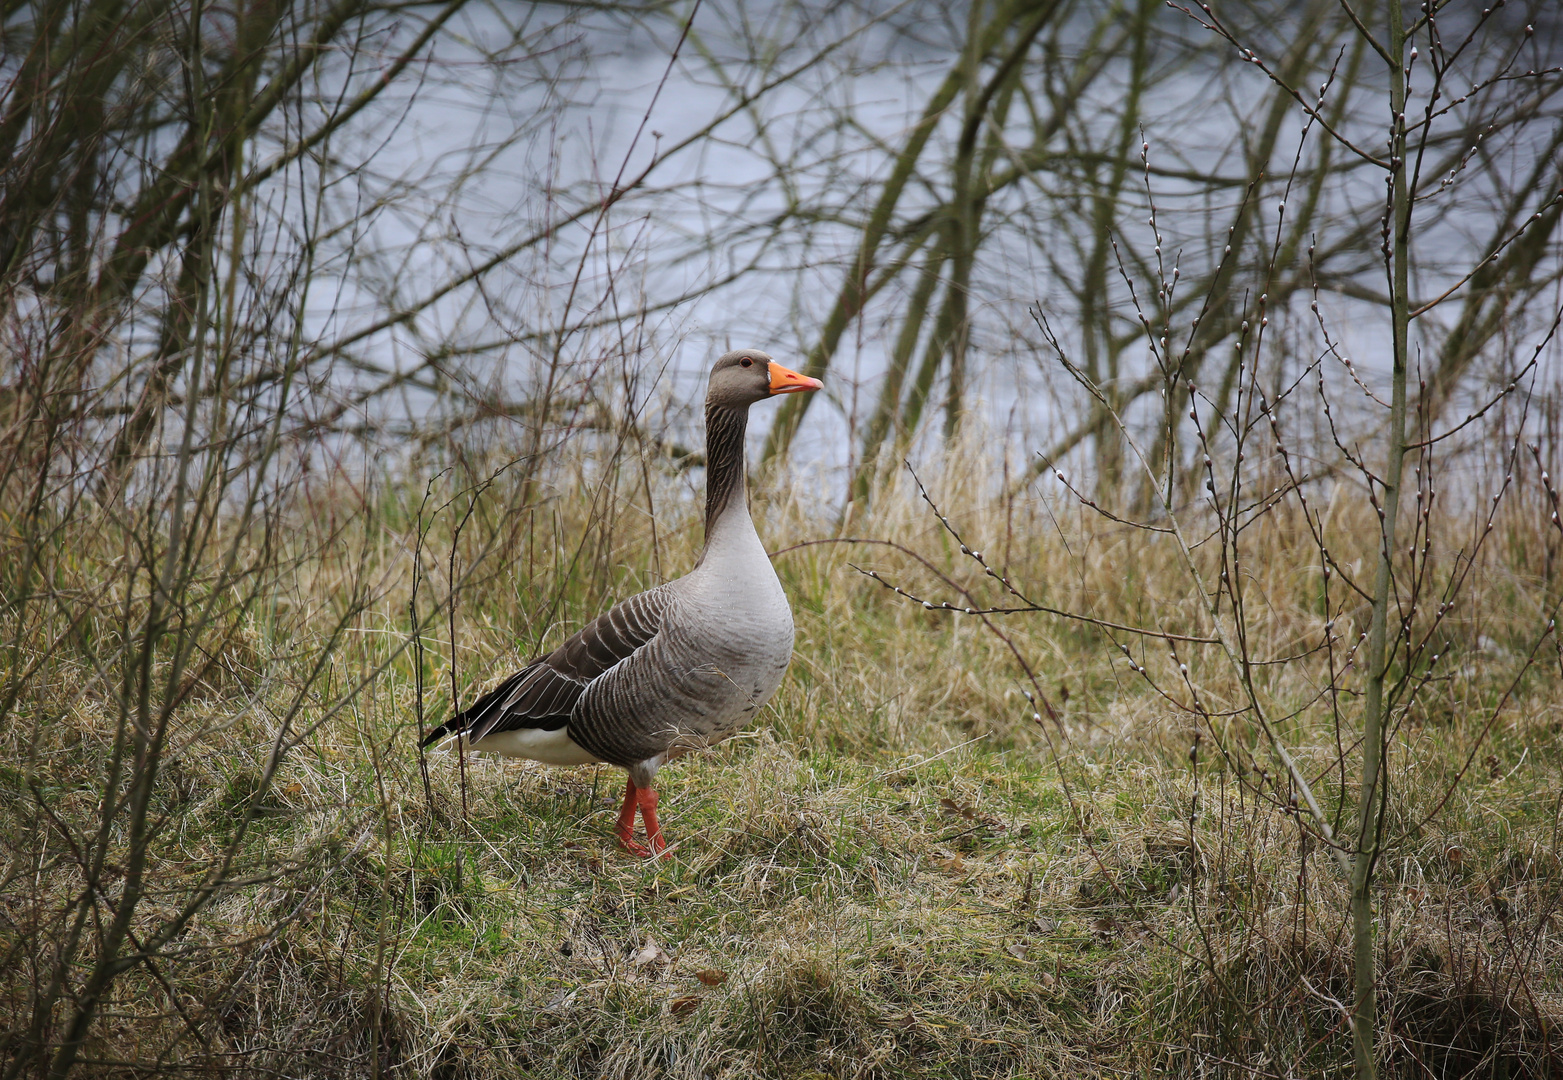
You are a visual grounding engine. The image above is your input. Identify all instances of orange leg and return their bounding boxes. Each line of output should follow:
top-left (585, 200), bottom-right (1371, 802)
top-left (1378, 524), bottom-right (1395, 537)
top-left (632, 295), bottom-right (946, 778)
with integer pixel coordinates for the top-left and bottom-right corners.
top-left (614, 776), bottom-right (669, 858)
top-left (615, 777), bottom-right (650, 857)
top-left (637, 786), bottom-right (667, 857)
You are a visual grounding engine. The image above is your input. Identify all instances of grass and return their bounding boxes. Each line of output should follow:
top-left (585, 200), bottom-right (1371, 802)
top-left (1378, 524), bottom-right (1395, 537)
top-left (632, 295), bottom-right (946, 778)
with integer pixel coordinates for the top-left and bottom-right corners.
top-left (3, 439), bottom-right (1563, 1078)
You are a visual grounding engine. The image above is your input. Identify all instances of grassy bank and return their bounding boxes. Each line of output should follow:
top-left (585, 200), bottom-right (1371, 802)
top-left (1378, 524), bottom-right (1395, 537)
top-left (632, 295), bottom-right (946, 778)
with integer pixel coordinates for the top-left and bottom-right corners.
top-left (3, 443), bottom-right (1562, 1078)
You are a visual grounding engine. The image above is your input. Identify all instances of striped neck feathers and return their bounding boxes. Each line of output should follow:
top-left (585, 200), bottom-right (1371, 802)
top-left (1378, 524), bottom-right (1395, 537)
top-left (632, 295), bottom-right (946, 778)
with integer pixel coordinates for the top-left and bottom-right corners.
top-left (702, 402), bottom-right (751, 546)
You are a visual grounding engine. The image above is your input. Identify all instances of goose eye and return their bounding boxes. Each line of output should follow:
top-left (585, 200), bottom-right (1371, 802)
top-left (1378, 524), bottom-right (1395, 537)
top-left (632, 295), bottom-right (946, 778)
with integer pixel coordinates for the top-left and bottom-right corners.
top-left (740, 357), bottom-right (754, 368)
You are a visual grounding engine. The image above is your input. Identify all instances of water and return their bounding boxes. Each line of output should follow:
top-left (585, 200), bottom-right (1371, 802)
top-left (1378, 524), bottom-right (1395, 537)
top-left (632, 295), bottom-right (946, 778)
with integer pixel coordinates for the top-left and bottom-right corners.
top-left (276, 0), bottom-right (1563, 497)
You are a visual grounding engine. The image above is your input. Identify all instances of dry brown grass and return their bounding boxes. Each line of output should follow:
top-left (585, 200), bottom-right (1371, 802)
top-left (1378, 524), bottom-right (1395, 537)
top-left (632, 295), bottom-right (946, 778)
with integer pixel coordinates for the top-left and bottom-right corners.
top-left (3, 428), bottom-right (1562, 1078)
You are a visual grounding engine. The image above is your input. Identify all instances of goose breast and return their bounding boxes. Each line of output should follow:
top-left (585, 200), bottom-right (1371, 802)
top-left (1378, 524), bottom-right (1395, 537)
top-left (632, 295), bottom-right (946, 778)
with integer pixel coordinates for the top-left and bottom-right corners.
top-left (571, 561), bottom-right (793, 765)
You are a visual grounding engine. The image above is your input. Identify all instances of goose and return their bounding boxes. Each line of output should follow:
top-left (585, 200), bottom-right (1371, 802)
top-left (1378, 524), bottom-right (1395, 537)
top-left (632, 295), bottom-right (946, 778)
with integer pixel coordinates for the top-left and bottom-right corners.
top-left (420, 349), bottom-right (822, 857)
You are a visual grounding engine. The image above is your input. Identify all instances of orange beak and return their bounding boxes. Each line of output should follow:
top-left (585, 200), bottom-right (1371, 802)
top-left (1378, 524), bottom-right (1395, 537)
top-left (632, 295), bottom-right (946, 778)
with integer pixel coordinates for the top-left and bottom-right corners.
top-left (768, 361), bottom-right (823, 395)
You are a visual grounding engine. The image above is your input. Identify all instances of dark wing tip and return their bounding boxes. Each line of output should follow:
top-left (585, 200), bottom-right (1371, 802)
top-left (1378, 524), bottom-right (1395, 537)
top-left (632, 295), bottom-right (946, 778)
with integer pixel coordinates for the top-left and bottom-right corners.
top-left (419, 661), bottom-right (565, 751)
top-left (419, 721), bottom-right (454, 749)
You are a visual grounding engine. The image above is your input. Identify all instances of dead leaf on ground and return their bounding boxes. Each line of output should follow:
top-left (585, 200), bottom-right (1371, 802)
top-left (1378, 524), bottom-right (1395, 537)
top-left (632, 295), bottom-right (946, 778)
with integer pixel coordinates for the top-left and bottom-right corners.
top-left (670, 994), bottom-right (702, 1016)
top-left (633, 941), bottom-right (670, 967)
top-left (939, 796), bottom-right (1003, 826)
top-left (940, 797), bottom-right (976, 819)
top-left (695, 969), bottom-right (728, 986)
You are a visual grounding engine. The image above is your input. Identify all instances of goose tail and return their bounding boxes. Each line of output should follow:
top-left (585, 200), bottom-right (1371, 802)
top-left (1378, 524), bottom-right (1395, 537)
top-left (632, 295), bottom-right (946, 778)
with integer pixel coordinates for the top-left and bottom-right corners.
top-left (419, 718), bottom-right (461, 750)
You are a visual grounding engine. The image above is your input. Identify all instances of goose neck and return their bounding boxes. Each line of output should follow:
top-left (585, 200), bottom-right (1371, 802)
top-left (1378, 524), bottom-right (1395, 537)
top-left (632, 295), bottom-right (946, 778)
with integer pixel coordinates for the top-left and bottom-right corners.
top-left (702, 402), bottom-right (751, 546)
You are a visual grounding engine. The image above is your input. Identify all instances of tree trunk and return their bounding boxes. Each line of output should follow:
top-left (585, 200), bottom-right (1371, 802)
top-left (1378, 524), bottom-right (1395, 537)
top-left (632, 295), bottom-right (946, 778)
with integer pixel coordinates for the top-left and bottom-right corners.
top-left (1350, 3), bottom-right (1411, 1075)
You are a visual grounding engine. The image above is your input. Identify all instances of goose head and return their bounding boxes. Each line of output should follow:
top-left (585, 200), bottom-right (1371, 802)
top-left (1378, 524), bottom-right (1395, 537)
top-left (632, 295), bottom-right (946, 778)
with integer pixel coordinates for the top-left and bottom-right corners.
top-left (707, 349), bottom-right (822, 409)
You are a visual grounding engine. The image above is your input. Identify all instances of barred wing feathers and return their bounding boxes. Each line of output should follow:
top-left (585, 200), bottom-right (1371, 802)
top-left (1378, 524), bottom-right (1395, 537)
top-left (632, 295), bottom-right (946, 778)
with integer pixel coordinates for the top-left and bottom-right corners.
top-left (420, 585), bottom-right (672, 747)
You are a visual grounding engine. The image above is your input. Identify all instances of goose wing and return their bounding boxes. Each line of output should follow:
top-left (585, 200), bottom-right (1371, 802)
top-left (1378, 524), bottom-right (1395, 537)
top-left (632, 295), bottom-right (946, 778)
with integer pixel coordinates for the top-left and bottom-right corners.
top-left (421, 584), bottom-right (672, 747)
